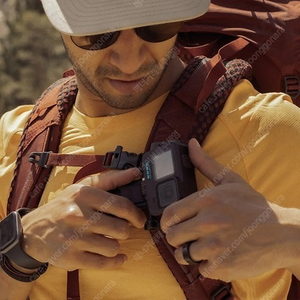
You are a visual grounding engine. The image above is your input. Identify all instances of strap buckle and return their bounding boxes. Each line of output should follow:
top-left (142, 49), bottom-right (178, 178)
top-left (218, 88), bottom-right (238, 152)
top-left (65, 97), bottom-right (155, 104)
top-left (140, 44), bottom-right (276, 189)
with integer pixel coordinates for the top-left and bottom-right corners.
top-left (284, 76), bottom-right (300, 99)
top-left (28, 152), bottom-right (51, 168)
top-left (210, 284), bottom-right (232, 300)
top-left (102, 146), bottom-right (142, 170)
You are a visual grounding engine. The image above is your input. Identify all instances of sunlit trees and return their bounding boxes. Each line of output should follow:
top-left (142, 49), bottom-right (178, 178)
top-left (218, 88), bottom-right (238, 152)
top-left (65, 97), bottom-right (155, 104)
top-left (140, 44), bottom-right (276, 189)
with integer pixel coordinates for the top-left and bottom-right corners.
top-left (0, 1), bottom-right (70, 115)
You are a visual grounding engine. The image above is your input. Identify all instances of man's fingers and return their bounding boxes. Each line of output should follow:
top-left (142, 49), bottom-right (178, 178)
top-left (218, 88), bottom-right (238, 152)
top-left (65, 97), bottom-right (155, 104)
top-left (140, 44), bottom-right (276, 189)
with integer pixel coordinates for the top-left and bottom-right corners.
top-left (188, 138), bottom-right (243, 185)
top-left (161, 192), bottom-right (199, 233)
top-left (86, 188), bottom-right (146, 229)
top-left (77, 168), bottom-right (146, 229)
top-left (63, 252), bottom-right (127, 270)
top-left (80, 168), bottom-right (142, 191)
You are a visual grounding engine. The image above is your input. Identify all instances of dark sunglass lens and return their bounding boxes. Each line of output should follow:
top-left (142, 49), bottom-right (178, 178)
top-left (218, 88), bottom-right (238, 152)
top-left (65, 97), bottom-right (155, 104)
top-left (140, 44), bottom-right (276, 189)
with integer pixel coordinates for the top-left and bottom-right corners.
top-left (71, 31), bottom-right (120, 50)
top-left (137, 22), bottom-right (183, 43)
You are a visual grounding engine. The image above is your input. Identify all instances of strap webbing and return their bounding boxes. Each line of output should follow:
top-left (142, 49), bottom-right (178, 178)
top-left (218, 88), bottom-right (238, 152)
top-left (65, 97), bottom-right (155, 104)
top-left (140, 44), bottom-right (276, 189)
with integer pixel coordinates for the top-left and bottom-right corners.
top-left (29, 152), bottom-right (104, 168)
top-left (67, 270), bottom-right (80, 300)
top-left (288, 275), bottom-right (300, 300)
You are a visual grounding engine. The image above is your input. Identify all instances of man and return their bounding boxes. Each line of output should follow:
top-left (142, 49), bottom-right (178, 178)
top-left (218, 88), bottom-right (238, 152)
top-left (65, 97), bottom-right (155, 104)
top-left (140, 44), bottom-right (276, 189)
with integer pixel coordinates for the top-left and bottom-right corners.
top-left (0, 0), bottom-right (299, 299)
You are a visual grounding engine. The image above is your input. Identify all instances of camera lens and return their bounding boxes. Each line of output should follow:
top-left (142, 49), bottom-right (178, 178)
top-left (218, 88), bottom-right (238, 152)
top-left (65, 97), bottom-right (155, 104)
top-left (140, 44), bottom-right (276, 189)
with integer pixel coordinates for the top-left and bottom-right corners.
top-left (164, 187), bottom-right (174, 199)
top-left (157, 180), bottom-right (178, 208)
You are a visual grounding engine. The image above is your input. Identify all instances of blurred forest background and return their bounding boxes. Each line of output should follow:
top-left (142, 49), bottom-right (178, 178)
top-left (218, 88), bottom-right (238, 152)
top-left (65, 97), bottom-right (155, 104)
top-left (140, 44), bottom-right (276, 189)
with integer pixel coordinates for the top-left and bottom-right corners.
top-left (0, 0), bottom-right (70, 116)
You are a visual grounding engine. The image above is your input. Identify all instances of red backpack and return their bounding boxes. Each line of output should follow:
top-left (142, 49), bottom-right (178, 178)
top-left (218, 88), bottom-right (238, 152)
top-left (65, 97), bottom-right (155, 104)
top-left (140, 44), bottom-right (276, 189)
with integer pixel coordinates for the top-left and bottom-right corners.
top-left (176, 0), bottom-right (300, 107)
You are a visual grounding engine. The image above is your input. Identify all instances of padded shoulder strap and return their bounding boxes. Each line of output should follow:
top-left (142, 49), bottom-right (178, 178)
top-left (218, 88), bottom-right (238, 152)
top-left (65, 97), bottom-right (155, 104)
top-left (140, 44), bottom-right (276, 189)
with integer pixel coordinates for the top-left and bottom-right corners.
top-left (146, 55), bottom-right (251, 300)
top-left (7, 76), bottom-right (77, 213)
top-left (146, 54), bottom-right (252, 148)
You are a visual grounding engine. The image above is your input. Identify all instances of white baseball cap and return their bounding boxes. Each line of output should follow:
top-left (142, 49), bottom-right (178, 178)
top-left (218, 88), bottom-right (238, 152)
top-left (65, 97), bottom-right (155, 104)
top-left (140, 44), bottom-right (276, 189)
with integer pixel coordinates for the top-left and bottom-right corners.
top-left (41, 0), bottom-right (210, 36)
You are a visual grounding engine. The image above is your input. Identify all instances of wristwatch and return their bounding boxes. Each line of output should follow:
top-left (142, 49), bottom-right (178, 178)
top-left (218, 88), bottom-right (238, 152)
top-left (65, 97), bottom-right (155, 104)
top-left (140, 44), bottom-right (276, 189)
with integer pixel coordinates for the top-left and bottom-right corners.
top-left (0, 208), bottom-right (44, 269)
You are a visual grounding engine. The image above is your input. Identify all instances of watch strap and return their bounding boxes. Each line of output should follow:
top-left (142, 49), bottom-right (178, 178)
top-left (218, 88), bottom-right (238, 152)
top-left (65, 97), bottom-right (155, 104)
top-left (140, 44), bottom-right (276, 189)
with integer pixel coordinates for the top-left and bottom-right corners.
top-left (0, 254), bottom-right (48, 282)
top-left (7, 239), bottom-right (47, 269)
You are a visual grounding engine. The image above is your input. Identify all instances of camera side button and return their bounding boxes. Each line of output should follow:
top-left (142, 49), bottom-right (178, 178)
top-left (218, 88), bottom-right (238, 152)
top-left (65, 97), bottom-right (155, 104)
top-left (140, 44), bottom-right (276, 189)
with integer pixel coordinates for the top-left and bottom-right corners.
top-left (182, 153), bottom-right (193, 169)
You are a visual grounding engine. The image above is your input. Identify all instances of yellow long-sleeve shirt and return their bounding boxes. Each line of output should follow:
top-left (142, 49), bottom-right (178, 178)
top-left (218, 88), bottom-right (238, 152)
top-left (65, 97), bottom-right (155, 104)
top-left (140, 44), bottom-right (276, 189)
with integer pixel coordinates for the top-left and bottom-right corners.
top-left (0, 79), bottom-right (300, 299)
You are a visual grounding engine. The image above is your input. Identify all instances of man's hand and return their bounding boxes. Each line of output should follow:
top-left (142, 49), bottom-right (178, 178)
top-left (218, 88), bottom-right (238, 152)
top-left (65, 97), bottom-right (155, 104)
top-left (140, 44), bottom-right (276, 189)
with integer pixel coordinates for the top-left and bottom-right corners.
top-left (161, 138), bottom-right (300, 282)
top-left (21, 168), bottom-right (146, 271)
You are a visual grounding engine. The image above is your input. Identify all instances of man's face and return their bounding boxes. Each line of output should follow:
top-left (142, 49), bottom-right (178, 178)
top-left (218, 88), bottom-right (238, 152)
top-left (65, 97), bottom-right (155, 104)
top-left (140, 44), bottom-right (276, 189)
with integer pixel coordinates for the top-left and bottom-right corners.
top-left (62, 29), bottom-right (178, 111)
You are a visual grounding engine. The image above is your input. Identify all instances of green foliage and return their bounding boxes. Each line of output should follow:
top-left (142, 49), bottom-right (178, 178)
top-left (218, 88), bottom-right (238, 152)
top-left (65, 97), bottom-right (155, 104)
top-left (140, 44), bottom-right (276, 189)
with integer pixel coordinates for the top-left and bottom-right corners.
top-left (0, 3), bottom-right (71, 116)
top-left (19, 0), bottom-right (45, 13)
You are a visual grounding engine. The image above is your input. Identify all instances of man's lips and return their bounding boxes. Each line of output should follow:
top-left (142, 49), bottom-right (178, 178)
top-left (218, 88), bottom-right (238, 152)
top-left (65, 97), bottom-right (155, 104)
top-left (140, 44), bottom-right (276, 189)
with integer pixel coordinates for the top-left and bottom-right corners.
top-left (108, 78), bottom-right (145, 93)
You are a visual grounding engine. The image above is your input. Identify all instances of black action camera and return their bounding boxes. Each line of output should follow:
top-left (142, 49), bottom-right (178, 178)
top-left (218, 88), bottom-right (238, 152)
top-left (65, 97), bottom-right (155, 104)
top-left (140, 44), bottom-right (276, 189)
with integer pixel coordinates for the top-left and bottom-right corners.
top-left (103, 141), bottom-right (197, 229)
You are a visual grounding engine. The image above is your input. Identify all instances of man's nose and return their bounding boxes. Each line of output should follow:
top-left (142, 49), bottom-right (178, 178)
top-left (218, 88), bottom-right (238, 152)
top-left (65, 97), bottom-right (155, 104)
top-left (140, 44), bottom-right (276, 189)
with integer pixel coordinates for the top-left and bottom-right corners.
top-left (109, 29), bottom-right (147, 75)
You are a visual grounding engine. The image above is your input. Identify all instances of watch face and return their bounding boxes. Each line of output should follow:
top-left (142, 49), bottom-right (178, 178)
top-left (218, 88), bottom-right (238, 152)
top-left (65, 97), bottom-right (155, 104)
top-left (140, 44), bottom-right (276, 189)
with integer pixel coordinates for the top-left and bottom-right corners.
top-left (0, 212), bottom-right (20, 253)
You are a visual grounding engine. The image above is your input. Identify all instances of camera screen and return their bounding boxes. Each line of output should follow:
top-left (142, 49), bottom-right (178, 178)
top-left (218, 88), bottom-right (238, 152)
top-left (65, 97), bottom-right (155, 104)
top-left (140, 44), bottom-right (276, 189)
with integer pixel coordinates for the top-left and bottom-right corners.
top-left (153, 150), bottom-right (174, 180)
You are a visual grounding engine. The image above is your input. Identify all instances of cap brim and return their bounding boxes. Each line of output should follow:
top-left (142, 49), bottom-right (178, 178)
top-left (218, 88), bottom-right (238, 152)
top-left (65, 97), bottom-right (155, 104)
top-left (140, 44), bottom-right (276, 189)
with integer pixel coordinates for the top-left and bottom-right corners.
top-left (41, 0), bottom-right (210, 36)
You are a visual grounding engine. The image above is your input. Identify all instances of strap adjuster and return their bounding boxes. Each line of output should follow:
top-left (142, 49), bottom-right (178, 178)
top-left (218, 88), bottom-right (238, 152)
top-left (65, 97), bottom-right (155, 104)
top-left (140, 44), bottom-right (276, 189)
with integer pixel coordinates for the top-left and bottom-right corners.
top-left (102, 146), bottom-right (142, 170)
top-left (28, 152), bottom-right (51, 168)
top-left (284, 76), bottom-right (300, 99)
top-left (210, 284), bottom-right (232, 300)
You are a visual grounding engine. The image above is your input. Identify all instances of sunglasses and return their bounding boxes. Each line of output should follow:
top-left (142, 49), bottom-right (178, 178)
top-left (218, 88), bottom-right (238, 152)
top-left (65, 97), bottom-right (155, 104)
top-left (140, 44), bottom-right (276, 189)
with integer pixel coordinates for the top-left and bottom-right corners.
top-left (71, 22), bottom-right (183, 51)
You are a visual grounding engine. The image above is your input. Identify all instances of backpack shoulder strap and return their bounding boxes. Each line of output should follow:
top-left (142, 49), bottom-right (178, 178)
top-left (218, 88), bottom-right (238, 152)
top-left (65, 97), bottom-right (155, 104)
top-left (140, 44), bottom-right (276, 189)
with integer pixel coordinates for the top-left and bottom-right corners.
top-left (7, 75), bottom-right (78, 213)
top-left (146, 47), bottom-right (252, 149)
top-left (147, 55), bottom-right (251, 300)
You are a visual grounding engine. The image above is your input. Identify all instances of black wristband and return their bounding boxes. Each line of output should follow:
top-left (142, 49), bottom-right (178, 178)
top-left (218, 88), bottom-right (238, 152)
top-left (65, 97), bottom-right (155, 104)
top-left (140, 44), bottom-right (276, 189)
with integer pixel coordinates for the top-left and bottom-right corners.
top-left (0, 254), bottom-right (48, 282)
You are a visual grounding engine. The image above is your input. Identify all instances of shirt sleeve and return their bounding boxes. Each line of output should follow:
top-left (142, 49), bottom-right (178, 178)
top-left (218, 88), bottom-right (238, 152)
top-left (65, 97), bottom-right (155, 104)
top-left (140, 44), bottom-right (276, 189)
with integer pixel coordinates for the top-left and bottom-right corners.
top-left (0, 105), bottom-right (33, 219)
top-left (201, 79), bottom-right (300, 299)
top-left (221, 80), bottom-right (300, 209)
